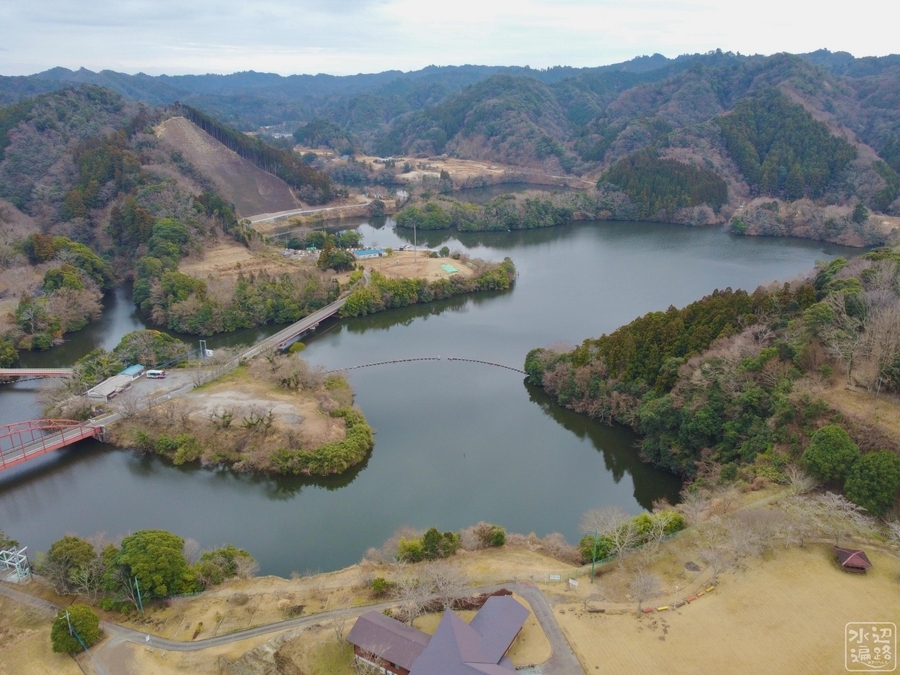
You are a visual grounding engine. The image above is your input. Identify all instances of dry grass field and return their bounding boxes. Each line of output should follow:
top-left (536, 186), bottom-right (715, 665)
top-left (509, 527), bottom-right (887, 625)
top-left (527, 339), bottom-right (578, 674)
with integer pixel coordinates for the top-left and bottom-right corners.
top-left (816, 381), bottom-right (900, 441)
top-left (340, 152), bottom-right (593, 188)
top-left (554, 543), bottom-right (900, 674)
top-left (179, 239), bottom-right (312, 281)
top-left (337, 250), bottom-right (475, 283)
top-left (0, 596), bottom-right (82, 675)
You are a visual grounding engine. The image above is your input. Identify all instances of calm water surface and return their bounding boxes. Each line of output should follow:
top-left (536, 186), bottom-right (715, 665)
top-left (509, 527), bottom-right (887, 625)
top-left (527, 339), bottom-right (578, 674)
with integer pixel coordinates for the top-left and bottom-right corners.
top-left (0, 221), bottom-right (858, 576)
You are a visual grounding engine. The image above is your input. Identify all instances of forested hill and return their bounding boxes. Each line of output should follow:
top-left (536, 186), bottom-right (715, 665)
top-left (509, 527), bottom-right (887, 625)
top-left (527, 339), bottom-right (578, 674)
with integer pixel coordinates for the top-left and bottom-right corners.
top-left (0, 85), bottom-right (332, 363)
top-left (525, 247), bottom-right (900, 515)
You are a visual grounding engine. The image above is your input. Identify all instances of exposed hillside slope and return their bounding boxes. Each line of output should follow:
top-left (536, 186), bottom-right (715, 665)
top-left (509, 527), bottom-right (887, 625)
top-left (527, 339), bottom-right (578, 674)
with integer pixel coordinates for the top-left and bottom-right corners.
top-left (157, 117), bottom-right (299, 217)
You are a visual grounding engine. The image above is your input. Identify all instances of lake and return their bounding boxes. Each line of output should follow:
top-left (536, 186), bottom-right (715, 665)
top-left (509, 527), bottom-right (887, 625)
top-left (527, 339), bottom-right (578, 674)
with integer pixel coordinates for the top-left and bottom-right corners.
top-left (0, 220), bottom-right (858, 576)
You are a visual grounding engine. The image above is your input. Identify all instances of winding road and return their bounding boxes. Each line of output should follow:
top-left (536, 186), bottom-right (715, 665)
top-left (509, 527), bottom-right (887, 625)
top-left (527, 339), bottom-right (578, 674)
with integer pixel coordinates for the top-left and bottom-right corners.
top-left (0, 580), bottom-right (584, 672)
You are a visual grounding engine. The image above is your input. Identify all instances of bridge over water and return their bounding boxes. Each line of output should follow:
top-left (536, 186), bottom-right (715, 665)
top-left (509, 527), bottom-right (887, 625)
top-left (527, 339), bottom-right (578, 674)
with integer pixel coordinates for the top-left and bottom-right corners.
top-left (0, 420), bottom-right (104, 472)
top-left (0, 368), bottom-right (74, 381)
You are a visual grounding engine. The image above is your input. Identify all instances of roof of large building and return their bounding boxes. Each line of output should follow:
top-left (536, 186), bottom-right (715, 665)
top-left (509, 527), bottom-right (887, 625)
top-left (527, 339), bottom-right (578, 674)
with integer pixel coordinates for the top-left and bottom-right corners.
top-left (86, 374), bottom-right (134, 399)
top-left (348, 594), bottom-right (527, 675)
top-left (347, 610), bottom-right (430, 671)
top-left (468, 596), bottom-right (531, 663)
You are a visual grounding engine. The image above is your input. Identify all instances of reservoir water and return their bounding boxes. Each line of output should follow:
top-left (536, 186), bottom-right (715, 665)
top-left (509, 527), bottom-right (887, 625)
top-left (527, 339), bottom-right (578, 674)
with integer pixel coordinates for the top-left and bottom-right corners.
top-left (0, 220), bottom-right (859, 576)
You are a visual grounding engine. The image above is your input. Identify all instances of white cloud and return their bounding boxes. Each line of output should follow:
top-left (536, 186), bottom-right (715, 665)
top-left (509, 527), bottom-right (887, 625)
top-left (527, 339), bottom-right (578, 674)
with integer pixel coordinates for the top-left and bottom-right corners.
top-left (0, 0), bottom-right (895, 76)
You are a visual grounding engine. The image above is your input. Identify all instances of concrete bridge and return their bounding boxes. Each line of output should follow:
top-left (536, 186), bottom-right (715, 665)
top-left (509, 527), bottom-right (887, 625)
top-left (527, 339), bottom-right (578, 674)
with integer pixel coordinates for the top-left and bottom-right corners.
top-left (240, 296), bottom-right (348, 359)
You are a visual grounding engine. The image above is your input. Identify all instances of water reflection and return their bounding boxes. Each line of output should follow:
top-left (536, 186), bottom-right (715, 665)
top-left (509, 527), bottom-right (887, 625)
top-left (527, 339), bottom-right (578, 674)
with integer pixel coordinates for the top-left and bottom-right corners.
top-left (0, 219), bottom-right (862, 575)
top-left (524, 382), bottom-right (681, 507)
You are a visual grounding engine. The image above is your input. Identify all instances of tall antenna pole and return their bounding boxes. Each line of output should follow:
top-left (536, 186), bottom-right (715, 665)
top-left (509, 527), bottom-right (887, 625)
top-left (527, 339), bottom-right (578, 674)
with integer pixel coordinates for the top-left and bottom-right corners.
top-left (134, 577), bottom-right (145, 617)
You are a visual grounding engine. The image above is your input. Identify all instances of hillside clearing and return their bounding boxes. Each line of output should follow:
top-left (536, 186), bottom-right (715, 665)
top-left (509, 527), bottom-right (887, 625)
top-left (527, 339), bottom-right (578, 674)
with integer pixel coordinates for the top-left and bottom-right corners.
top-left (156, 117), bottom-right (299, 218)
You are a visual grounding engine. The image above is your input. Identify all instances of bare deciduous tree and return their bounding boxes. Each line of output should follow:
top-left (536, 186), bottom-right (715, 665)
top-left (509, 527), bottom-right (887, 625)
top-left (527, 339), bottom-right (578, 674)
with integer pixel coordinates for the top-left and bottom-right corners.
top-left (887, 521), bottom-right (900, 548)
top-left (183, 538), bottom-right (201, 565)
top-left (331, 609), bottom-right (352, 643)
top-left (422, 562), bottom-right (466, 612)
top-left (581, 506), bottom-right (638, 566)
top-left (234, 554), bottom-right (260, 579)
top-left (778, 496), bottom-right (820, 547)
top-left (677, 489), bottom-right (712, 526)
top-left (710, 486), bottom-right (740, 516)
top-left (117, 393), bottom-right (146, 419)
top-left (576, 585), bottom-right (605, 612)
top-left (392, 575), bottom-right (426, 626)
top-left (643, 510), bottom-right (678, 554)
top-left (68, 557), bottom-right (106, 601)
top-left (629, 570), bottom-right (662, 617)
top-left (785, 465), bottom-right (818, 495)
top-left (814, 491), bottom-right (874, 546)
top-left (824, 291), bottom-right (867, 385)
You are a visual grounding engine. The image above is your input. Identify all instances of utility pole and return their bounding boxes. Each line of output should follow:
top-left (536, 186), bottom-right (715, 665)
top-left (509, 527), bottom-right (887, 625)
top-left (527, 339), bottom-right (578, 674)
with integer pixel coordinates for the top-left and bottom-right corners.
top-left (590, 531), bottom-right (599, 583)
top-left (134, 577), bottom-right (144, 617)
top-left (413, 221), bottom-right (417, 263)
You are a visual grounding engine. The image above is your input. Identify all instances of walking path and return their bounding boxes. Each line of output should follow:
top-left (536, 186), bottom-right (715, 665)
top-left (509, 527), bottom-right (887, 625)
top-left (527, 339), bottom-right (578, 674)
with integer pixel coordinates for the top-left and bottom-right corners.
top-left (0, 579), bottom-right (587, 672)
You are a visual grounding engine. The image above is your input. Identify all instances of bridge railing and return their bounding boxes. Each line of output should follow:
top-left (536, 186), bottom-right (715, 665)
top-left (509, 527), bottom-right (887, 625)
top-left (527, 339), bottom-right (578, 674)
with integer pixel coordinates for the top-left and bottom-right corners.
top-left (0, 419), bottom-right (102, 469)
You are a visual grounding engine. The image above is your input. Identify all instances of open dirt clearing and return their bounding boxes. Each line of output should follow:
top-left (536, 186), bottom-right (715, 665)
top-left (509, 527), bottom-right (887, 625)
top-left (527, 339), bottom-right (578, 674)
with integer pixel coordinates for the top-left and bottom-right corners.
top-left (338, 250), bottom-right (475, 283)
top-left (184, 374), bottom-right (345, 445)
top-left (553, 543), bottom-right (900, 674)
top-left (330, 151), bottom-right (594, 188)
top-left (179, 240), bottom-right (315, 281)
top-left (157, 117), bottom-right (299, 218)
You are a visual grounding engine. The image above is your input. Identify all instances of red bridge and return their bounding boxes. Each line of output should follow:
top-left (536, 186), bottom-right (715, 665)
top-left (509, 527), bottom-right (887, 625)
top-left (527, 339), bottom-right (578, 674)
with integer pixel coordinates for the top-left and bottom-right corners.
top-left (0, 368), bottom-right (74, 380)
top-left (0, 420), bottom-right (103, 472)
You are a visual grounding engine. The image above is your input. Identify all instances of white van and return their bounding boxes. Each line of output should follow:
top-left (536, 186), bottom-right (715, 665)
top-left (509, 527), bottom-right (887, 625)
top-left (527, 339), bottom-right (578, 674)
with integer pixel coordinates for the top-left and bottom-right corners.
top-left (146, 370), bottom-right (167, 379)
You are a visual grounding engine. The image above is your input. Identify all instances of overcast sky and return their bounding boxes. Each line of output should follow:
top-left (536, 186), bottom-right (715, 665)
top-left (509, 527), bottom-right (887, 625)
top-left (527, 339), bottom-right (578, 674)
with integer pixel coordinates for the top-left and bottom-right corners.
top-left (0, 0), bottom-right (895, 77)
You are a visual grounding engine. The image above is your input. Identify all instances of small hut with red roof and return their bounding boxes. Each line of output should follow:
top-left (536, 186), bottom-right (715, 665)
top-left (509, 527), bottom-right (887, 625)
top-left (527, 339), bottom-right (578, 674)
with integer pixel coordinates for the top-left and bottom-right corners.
top-left (834, 547), bottom-right (873, 573)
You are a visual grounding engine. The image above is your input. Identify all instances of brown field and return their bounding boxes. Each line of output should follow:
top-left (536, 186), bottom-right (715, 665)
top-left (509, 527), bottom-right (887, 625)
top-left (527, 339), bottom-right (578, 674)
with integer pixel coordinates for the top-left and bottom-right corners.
top-left (554, 543), bottom-right (900, 674)
top-left (0, 596), bottom-right (82, 675)
top-left (156, 117), bottom-right (299, 218)
top-left (178, 239), bottom-right (314, 281)
top-left (338, 250), bottom-right (475, 283)
top-left (297, 148), bottom-right (591, 188)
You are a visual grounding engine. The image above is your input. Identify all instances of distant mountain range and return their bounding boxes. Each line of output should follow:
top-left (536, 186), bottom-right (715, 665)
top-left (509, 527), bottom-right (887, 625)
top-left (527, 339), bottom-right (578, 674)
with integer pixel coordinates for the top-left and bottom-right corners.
top-left (4, 50), bottom-right (897, 132)
top-left (2, 49), bottom-right (900, 246)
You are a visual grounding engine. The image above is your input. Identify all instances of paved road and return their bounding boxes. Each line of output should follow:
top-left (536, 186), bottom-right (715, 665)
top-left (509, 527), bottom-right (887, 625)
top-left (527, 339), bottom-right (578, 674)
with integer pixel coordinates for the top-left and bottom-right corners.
top-left (0, 580), bottom-right (585, 672)
top-left (517, 583), bottom-right (586, 674)
top-left (248, 200), bottom-right (371, 225)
